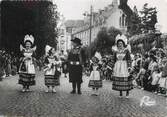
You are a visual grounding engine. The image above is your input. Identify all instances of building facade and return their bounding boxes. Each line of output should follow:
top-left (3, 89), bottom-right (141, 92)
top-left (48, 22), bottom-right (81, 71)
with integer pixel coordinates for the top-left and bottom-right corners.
top-left (72, 0), bottom-right (133, 46)
top-left (57, 19), bottom-right (84, 52)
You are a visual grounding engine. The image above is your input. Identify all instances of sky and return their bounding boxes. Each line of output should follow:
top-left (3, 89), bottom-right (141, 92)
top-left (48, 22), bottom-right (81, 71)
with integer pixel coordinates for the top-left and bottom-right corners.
top-left (54, 0), bottom-right (167, 33)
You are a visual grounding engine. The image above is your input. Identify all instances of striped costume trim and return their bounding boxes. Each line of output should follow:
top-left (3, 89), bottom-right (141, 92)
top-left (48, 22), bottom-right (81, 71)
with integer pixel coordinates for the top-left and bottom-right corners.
top-left (19, 73), bottom-right (35, 78)
top-left (112, 76), bottom-right (129, 82)
top-left (112, 76), bottom-right (133, 91)
top-left (88, 80), bottom-right (102, 88)
top-left (45, 75), bottom-right (60, 86)
top-left (18, 73), bottom-right (35, 86)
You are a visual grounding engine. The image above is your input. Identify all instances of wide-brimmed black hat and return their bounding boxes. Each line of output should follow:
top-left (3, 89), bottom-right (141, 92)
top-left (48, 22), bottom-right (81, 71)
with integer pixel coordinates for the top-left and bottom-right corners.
top-left (71, 37), bottom-right (82, 45)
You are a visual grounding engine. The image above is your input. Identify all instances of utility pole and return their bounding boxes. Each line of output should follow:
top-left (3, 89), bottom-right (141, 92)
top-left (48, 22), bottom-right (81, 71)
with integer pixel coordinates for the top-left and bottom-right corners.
top-left (88, 5), bottom-right (93, 58)
top-left (89, 5), bottom-right (93, 46)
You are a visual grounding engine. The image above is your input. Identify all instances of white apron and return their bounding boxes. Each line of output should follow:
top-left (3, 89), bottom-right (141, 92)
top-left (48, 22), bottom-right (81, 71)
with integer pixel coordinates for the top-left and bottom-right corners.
top-left (113, 53), bottom-right (129, 77)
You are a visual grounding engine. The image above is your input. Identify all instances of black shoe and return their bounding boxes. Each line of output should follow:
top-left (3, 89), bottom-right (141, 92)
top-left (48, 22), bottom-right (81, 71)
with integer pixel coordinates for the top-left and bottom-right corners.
top-left (70, 90), bottom-right (76, 94)
top-left (78, 91), bottom-right (82, 95)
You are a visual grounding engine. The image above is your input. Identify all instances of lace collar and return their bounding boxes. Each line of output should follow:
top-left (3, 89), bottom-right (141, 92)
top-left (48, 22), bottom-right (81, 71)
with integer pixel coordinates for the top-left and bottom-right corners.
top-left (117, 48), bottom-right (126, 54)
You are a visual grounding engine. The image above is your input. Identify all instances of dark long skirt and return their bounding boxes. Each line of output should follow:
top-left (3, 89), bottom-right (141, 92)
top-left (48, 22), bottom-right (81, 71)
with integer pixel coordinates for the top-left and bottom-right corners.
top-left (18, 73), bottom-right (35, 86)
top-left (88, 80), bottom-right (102, 88)
top-left (112, 76), bottom-right (133, 91)
top-left (69, 65), bottom-right (83, 83)
top-left (45, 75), bottom-right (60, 86)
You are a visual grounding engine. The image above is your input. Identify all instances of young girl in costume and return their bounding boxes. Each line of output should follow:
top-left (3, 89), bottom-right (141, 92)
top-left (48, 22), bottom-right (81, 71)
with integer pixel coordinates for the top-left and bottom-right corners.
top-left (151, 65), bottom-right (161, 93)
top-left (88, 56), bottom-right (102, 96)
top-left (44, 45), bottom-right (61, 93)
top-left (158, 57), bottom-right (167, 96)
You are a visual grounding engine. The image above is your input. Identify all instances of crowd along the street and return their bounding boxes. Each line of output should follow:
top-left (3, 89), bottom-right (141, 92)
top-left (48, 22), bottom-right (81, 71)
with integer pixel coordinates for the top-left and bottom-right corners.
top-left (1, 34), bottom-right (167, 99)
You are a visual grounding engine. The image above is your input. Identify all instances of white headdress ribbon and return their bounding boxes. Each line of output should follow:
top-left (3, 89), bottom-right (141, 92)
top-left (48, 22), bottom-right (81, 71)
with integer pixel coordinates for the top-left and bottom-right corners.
top-left (94, 51), bottom-right (102, 60)
top-left (45, 45), bottom-right (52, 55)
top-left (115, 34), bottom-right (127, 46)
top-left (24, 34), bottom-right (34, 44)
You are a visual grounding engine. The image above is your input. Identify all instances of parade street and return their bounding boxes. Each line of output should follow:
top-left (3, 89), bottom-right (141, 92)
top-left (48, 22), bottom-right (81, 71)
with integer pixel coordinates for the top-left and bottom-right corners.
top-left (0, 72), bottom-right (166, 117)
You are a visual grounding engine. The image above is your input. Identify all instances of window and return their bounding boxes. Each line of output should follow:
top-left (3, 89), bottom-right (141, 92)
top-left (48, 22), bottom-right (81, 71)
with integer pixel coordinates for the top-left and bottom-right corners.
top-left (122, 14), bottom-right (125, 27)
top-left (125, 17), bottom-right (128, 26)
top-left (119, 17), bottom-right (122, 27)
top-left (119, 14), bottom-right (127, 27)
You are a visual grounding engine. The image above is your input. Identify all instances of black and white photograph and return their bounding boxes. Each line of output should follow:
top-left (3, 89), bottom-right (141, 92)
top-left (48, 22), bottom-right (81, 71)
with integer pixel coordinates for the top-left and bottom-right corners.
top-left (0, 0), bottom-right (167, 117)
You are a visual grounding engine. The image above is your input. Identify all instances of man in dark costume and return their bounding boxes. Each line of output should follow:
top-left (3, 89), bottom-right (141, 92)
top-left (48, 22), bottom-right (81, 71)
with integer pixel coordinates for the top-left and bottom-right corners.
top-left (68, 37), bottom-right (86, 94)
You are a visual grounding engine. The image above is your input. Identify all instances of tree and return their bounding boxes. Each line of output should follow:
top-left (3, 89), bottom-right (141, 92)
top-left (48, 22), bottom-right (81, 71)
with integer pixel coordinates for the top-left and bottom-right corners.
top-left (107, 27), bottom-right (122, 45)
top-left (87, 27), bottom-right (121, 57)
top-left (40, 4), bottom-right (59, 48)
top-left (140, 3), bottom-right (157, 33)
top-left (127, 6), bottom-right (142, 36)
top-left (1, 1), bottom-right (59, 58)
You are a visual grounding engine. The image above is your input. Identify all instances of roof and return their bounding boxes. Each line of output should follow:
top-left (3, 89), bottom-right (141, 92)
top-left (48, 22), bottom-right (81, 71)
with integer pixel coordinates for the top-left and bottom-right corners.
top-left (72, 0), bottom-right (133, 34)
top-left (119, 4), bottom-right (133, 17)
top-left (97, 1), bottom-right (133, 21)
top-left (64, 20), bottom-right (84, 28)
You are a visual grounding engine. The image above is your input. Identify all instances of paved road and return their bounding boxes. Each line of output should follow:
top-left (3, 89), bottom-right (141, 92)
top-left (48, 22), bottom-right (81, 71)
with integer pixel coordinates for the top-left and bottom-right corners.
top-left (0, 72), bottom-right (167, 117)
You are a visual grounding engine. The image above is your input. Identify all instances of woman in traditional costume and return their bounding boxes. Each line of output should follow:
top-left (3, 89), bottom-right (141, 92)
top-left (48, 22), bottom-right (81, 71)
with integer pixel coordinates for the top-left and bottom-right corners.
top-left (109, 34), bottom-right (132, 98)
top-left (18, 35), bottom-right (36, 92)
top-left (44, 45), bottom-right (61, 93)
